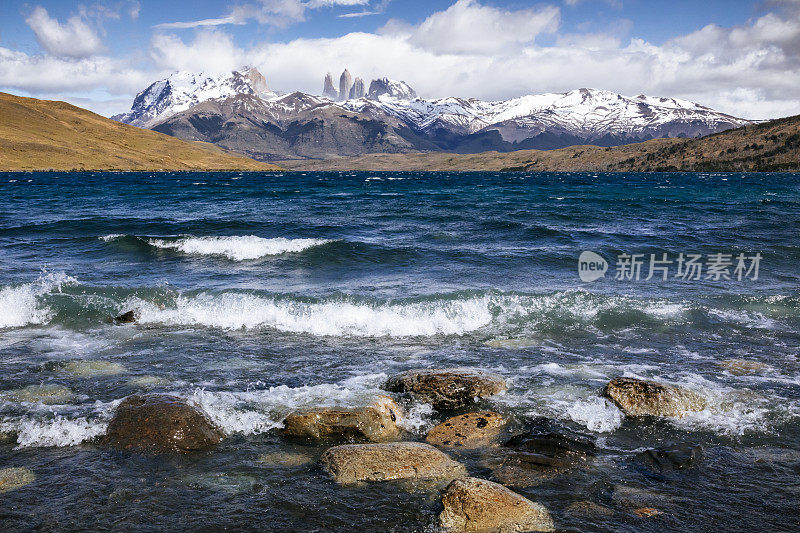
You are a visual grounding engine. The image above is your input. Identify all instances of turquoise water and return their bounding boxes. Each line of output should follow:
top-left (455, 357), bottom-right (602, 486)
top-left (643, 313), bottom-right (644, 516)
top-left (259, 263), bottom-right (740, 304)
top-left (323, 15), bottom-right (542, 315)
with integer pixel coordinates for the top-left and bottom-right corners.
top-left (1, 171), bottom-right (799, 531)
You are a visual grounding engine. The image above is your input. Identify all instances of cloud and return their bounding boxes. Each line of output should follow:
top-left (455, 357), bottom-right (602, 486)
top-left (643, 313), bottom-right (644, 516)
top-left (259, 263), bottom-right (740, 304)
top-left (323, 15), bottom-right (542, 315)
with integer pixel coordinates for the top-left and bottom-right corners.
top-left (150, 30), bottom-right (247, 73)
top-left (25, 6), bottom-right (104, 58)
top-left (396, 0), bottom-right (560, 54)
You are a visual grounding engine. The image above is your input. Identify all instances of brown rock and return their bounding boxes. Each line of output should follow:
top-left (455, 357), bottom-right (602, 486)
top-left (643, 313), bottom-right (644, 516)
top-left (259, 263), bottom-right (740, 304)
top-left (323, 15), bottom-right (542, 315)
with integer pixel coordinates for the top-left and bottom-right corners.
top-left (113, 310), bottom-right (137, 324)
top-left (633, 507), bottom-right (661, 518)
top-left (282, 396), bottom-right (403, 442)
top-left (426, 411), bottom-right (507, 449)
top-left (103, 394), bottom-right (224, 453)
top-left (384, 369), bottom-right (507, 410)
top-left (439, 477), bottom-right (554, 532)
top-left (566, 500), bottom-right (614, 518)
top-left (603, 377), bottom-right (705, 418)
top-left (320, 442), bottom-right (467, 485)
top-left (0, 467), bottom-right (35, 493)
top-left (718, 359), bottom-right (768, 376)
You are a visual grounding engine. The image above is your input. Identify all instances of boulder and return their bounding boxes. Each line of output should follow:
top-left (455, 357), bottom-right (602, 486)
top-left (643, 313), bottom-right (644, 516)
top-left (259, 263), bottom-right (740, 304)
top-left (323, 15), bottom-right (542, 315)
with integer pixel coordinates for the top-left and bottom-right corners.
top-left (1, 384), bottom-right (74, 404)
top-left (320, 442), bottom-right (467, 485)
top-left (439, 477), bottom-right (554, 532)
top-left (635, 444), bottom-right (701, 473)
top-left (103, 394), bottom-right (224, 453)
top-left (282, 396), bottom-right (403, 442)
top-left (113, 310), bottom-right (137, 324)
top-left (384, 369), bottom-right (506, 410)
top-left (0, 467), bottom-right (35, 494)
top-left (602, 377), bottom-right (705, 418)
top-left (718, 359), bottom-right (767, 376)
top-left (482, 418), bottom-right (595, 488)
top-left (426, 411), bottom-right (507, 449)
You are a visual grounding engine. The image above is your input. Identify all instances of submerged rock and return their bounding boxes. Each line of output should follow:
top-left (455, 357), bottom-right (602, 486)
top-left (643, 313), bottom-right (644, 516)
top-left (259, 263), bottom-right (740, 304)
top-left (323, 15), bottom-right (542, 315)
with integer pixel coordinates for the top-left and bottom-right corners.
top-left (127, 375), bottom-right (170, 388)
top-left (103, 394), bottom-right (224, 453)
top-left (602, 377), bottom-right (705, 418)
top-left (384, 369), bottom-right (506, 410)
top-left (319, 442), bottom-right (467, 485)
top-left (113, 310), bottom-right (138, 324)
top-left (59, 360), bottom-right (127, 377)
top-left (0, 467), bottom-right (35, 493)
top-left (282, 396), bottom-right (403, 443)
top-left (257, 451), bottom-right (315, 467)
top-left (566, 500), bottom-right (614, 518)
top-left (635, 444), bottom-right (701, 473)
top-left (426, 411), bottom-right (507, 449)
top-left (0, 431), bottom-right (17, 445)
top-left (1, 384), bottom-right (74, 404)
top-left (633, 507), bottom-right (662, 518)
top-left (439, 477), bottom-right (554, 533)
top-left (718, 359), bottom-right (768, 376)
top-left (483, 418), bottom-right (596, 488)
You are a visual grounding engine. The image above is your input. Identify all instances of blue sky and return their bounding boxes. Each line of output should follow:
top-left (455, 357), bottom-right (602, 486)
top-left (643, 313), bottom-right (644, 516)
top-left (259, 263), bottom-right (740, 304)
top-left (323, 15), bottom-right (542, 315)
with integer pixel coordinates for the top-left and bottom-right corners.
top-left (1, 1), bottom-right (799, 119)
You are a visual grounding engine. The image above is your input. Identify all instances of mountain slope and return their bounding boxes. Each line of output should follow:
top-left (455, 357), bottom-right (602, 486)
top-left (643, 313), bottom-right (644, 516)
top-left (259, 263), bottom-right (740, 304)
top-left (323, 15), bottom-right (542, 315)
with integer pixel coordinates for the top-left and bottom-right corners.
top-left (278, 115), bottom-right (800, 172)
top-left (0, 92), bottom-right (280, 171)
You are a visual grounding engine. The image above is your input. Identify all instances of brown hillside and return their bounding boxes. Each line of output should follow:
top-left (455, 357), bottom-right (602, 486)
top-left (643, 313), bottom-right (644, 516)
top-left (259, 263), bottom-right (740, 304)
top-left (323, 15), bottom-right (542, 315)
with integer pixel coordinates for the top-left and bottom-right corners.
top-left (279, 115), bottom-right (800, 172)
top-left (0, 92), bottom-right (280, 171)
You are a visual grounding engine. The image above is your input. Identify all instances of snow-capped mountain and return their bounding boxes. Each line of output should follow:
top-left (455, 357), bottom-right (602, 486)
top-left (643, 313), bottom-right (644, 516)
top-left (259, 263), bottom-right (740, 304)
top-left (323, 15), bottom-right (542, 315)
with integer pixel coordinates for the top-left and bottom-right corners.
top-left (113, 67), bottom-right (273, 128)
top-left (116, 68), bottom-right (754, 161)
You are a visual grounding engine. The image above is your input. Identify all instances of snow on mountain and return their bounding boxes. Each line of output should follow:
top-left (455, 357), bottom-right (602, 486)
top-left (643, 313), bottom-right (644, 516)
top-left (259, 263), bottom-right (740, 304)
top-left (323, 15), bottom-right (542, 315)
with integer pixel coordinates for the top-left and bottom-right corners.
top-left (114, 67), bottom-right (273, 128)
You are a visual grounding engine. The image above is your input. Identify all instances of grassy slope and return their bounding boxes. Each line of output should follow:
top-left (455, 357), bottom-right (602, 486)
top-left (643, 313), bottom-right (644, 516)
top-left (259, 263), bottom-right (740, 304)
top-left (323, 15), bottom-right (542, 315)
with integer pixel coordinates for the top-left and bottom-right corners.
top-left (278, 115), bottom-right (800, 172)
top-left (0, 92), bottom-right (280, 171)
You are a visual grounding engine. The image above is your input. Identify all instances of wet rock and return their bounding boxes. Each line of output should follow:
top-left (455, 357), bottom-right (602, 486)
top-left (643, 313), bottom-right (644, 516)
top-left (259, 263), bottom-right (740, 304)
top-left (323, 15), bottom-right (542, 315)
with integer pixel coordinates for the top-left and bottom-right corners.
top-left (633, 507), bottom-right (662, 518)
top-left (0, 431), bottom-right (16, 445)
top-left (566, 500), bottom-right (614, 518)
top-left (718, 359), bottom-right (768, 376)
top-left (103, 394), bottom-right (224, 453)
top-left (384, 369), bottom-right (507, 410)
top-left (426, 411), bottom-right (507, 449)
top-left (257, 451), bottom-right (314, 467)
top-left (483, 418), bottom-right (596, 488)
top-left (636, 444), bottom-right (701, 473)
top-left (602, 377), bottom-right (706, 418)
top-left (282, 396), bottom-right (403, 443)
top-left (612, 485), bottom-right (674, 508)
top-left (439, 477), bottom-right (554, 532)
top-left (113, 310), bottom-right (138, 324)
top-left (320, 442), bottom-right (467, 485)
top-left (0, 467), bottom-right (35, 494)
top-left (59, 360), bottom-right (127, 377)
top-left (1, 384), bottom-right (74, 404)
top-left (127, 375), bottom-right (169, 388)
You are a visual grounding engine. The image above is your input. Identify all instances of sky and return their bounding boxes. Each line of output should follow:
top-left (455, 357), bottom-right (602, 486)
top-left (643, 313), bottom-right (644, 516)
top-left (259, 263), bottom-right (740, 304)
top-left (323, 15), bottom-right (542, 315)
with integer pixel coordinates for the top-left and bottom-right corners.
top-left (0, 0), bottom-right (799, 119)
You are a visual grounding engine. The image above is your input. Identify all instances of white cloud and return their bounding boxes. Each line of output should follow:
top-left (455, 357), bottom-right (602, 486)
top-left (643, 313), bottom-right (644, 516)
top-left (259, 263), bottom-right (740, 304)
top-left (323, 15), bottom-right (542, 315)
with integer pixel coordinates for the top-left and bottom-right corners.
top-left (25, 6), bottom-right (104, 59)
top-left (150, 30), bottom-right (247, 73)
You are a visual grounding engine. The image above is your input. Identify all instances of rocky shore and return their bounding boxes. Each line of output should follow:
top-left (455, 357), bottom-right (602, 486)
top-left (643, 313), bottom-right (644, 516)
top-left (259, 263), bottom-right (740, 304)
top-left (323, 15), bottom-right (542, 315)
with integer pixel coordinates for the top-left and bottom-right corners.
top-left (0, 364), bottom-right (722, 532)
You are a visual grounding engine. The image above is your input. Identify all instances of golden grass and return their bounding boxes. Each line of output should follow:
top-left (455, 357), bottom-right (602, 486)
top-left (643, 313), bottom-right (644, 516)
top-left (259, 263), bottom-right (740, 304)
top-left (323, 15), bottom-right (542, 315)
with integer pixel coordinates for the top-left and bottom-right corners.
top-left (0, 92), bottom-right (281, 171)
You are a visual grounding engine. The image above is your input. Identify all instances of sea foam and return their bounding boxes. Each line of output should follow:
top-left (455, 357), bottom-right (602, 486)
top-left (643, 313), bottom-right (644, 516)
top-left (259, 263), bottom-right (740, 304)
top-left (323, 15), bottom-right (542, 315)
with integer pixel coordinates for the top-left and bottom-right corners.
top-left (0, 272), bottom-right (76, 328)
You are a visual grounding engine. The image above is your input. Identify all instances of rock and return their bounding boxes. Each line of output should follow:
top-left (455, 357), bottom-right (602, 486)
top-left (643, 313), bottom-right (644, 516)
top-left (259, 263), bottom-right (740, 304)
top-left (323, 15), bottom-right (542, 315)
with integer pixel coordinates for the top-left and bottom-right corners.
top-left (322, 72), bottom-right (338, 99)
top-left (612, 485), bottom-right (674, 508)
top-left (0, 467), bottom-right (35, 493)
top-left (602, 377), bottom-right (706, 417)
top-left (0, 431), bottom-right (17, 445)
top-left (349, 77), bottom-right (365, 99)
top-left (426, 411), bottom-right (507, 449)
top-left (320, 442), bottom-right (467, 485)
top-left (103, 394), bottom-right (224, 453)
top-left (257, 451), bottom-right (314, 467)
top-left (633, 507), bottom-right (662, 518)
top-left (718, 359), bottom-right (768, 376)
top-left (566, 500), bottom-right (614, 518)
top-left (59, 360), bottom-right (127, 377)
top-left (635, 444), bottom-right (701, 473)
top-left (384, 369), bottom-right (507, 410)
top-left (1, 384), bottom-right (74, 404)
top-left (439, 477), bottom-right (554, 533)
top-left (128, 375), bottom-right (170, 388)
top-left (483, 418), bottom-right (595, 488)
top-left (113, 310), bottom-right (137, 323)
top-left (339, 69), bottom-right (353, 102)
top-left (367, 77), bottom-right (417, 100)
top-left (282, 396), bottom-right (403, 443)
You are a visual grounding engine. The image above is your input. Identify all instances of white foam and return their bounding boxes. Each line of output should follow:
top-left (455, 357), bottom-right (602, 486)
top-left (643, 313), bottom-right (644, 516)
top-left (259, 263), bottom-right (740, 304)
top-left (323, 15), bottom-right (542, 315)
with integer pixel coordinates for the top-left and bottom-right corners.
top-left (132, 293), bottom-right (494, 337)
top-left (2, 416), bottom-right (107, 448)
top-left (566, 397), bottom-right (624, 433)
top-left (146, 235), bottom-right (332, 260)
top-left (0, 272), bottom-right (76, 329)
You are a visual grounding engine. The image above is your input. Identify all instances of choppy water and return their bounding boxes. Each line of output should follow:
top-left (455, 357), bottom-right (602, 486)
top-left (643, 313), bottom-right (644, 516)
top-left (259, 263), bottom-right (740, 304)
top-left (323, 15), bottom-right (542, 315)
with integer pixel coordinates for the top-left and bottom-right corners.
top-left (1, 171), bottom-right (799, 531)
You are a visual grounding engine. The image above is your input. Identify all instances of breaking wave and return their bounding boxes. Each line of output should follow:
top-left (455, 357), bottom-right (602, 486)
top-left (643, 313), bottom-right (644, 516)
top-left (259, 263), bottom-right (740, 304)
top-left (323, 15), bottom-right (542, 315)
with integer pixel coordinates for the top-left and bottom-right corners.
top-left (101, 234), bottom-right (333, 260)
top-left (0, 272), bottom-right (76, 328)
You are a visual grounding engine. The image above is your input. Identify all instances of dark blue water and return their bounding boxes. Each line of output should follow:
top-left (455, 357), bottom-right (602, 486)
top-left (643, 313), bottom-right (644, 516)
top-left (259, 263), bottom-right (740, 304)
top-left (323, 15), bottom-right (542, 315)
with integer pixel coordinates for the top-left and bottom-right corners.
top-left (1, 171), bottom-right (799, 531)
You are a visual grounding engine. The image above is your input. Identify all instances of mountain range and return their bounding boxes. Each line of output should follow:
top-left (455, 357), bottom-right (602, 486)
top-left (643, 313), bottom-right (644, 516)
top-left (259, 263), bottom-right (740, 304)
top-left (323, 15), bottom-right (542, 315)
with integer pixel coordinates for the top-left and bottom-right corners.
top-left (114, 67), bottom-right (754, 161)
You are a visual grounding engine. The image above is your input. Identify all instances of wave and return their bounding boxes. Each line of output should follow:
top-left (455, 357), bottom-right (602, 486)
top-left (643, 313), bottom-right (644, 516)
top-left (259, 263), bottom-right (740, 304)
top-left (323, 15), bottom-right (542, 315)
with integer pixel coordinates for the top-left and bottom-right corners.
top-left (101, 234), bottom-right (333, 260)
top-left (0, 272), bottom-right (76, 328)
